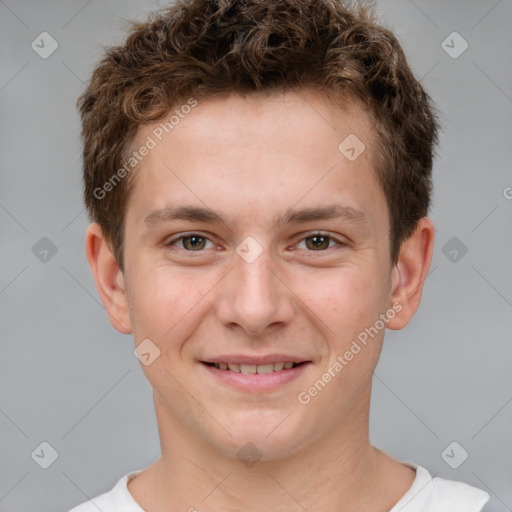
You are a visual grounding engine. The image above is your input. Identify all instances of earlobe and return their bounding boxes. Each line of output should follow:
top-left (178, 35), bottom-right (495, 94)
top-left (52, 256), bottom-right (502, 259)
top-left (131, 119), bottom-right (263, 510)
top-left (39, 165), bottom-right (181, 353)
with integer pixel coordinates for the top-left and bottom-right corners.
top-left (85, 223), bottom-right (133, 334)
top-left (386, 217), bottom-right (435, 331)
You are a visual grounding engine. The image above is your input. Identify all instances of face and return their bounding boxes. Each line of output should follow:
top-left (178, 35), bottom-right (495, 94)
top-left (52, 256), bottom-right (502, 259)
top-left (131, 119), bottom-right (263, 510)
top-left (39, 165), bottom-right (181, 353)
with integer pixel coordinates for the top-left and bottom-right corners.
top-left (116, 90), bottom-right (399, 460)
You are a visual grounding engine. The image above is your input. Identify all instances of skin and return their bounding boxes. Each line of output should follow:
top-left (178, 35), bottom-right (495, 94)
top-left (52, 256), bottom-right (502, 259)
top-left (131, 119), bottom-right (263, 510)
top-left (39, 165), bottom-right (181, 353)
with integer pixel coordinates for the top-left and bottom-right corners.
top-left (86, 89), bottom-right (435, 512)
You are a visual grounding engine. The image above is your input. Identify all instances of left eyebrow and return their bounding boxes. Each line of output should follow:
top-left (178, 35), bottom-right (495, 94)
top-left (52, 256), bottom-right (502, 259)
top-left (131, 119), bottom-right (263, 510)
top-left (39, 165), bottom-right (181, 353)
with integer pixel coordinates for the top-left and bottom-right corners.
top-left (274, 204), bottom-right (370, 228)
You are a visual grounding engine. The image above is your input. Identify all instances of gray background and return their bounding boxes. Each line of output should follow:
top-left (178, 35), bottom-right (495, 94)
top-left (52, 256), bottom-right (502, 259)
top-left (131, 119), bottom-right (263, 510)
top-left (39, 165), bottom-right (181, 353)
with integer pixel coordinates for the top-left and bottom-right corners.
top-left (1, 0), bottom-right (511, 511)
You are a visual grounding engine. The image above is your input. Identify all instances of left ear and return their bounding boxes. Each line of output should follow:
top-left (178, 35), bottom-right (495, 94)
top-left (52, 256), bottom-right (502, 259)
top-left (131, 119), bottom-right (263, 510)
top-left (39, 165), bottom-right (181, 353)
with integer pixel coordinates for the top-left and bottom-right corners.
top-left (386, 217), bottom-right (435, 330)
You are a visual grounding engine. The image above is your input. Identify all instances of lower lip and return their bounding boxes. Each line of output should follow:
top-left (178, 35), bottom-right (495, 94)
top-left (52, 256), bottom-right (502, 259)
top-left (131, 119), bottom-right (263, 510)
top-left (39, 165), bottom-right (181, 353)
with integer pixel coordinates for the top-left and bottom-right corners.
top-left (201, 362), bottom-right (311, 392)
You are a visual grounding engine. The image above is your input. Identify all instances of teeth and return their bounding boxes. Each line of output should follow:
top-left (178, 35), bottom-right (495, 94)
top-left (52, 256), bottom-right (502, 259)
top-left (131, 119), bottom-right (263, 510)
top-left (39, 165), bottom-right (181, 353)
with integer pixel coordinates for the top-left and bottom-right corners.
top-left (240, 364), bottom-right (257, 374)
top-left (212, 362), bottom-right (298, 372)
top-left (256, 364), bottom-right (274, 374)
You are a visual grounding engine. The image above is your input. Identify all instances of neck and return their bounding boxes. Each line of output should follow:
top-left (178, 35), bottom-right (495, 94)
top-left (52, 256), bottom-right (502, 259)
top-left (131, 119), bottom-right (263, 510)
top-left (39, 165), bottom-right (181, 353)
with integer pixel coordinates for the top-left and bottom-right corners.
top-left (129, 385), bottom-right (414, 512)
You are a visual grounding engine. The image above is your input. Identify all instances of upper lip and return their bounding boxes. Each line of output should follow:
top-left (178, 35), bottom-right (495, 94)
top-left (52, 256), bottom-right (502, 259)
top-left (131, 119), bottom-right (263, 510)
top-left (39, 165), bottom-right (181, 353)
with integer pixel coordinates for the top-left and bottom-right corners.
top-left (202, 354), bottom-right (311, 365)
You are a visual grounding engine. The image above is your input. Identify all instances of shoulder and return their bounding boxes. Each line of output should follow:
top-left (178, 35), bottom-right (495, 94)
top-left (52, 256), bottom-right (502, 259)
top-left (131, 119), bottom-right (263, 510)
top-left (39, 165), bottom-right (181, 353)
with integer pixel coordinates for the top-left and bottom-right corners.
top-left (67, 469), bottom-right (144, 512)
top-left (391, 462), bottom-right (490, 512)
top-left (428, 474), bottom-right (490, 511)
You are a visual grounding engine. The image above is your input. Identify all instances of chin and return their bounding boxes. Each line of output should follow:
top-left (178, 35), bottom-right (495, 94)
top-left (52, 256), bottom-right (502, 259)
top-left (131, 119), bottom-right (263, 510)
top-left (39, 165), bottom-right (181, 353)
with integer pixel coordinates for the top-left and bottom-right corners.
top-left (206, 415), bottom-right (313, 464)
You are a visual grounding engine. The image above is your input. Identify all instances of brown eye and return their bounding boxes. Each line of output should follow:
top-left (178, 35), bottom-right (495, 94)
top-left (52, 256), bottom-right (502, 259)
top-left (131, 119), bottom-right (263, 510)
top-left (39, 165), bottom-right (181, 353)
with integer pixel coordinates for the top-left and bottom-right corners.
top-left (181, 235), bottom-right (207, 250)
top-left (165, 233), bottom-right (217, 253)
top-left (305, 235), bottom-right (331, 250)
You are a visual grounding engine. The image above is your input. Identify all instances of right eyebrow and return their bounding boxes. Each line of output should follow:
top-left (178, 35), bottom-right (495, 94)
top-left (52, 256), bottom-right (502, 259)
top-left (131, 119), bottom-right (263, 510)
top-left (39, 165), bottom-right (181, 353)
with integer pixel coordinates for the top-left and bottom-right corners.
top-left (144, 205), bottom-right (222, 228)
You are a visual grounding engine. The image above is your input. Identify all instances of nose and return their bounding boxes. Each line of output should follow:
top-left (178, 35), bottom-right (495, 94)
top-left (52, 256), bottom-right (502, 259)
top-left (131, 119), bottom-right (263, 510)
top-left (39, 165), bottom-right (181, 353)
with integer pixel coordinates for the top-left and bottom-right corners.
top-left (215, 248), bottom-right (295, 336)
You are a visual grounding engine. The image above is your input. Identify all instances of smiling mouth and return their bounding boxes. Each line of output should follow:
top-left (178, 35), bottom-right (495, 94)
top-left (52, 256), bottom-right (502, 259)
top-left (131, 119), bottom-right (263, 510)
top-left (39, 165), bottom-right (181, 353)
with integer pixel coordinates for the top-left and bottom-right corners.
top-left (202, 361), bottom-right (306, 374)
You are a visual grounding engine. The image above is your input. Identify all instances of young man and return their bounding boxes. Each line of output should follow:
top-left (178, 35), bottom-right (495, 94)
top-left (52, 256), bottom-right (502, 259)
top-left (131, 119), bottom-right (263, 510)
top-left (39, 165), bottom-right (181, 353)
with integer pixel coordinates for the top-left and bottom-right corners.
top-left (70, 0), bottom-right (490, 510)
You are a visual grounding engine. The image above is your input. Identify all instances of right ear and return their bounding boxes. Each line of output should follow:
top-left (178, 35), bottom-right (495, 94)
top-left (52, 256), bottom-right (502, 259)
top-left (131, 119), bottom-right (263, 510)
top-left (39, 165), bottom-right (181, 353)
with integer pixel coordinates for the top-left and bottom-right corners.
top-left (85, 223), bottom-right (133, 334)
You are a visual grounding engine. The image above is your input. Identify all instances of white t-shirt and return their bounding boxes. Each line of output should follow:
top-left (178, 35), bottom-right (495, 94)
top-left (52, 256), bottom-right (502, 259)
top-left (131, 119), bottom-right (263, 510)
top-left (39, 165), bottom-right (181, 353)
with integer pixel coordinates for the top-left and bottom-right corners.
top-left (68, 461), bottom-right (490, 512)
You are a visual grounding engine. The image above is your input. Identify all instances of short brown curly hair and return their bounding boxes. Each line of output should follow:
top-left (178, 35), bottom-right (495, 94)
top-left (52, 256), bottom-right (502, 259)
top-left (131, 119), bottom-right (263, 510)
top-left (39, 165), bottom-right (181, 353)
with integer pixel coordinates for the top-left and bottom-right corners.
top-left (78, 0), bottom-right (439, 270)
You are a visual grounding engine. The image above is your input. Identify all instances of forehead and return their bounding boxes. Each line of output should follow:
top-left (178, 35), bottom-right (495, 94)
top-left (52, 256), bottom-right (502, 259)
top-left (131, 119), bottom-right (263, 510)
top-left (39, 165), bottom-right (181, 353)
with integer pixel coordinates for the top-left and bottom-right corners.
top-left (144, 89), bottom-right (374, 155)
top-left (130, 88), bottom-right (377, 163)
top-left (125, 89), bottom-right (385, 229)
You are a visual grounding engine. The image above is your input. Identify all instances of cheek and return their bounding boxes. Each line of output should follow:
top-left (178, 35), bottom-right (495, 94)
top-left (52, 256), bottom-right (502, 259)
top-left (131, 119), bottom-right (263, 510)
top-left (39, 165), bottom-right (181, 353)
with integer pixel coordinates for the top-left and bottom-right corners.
top-left (126, 264), bottom-right (215, 348)
top-left (296, 263), bottom-right (384, 338)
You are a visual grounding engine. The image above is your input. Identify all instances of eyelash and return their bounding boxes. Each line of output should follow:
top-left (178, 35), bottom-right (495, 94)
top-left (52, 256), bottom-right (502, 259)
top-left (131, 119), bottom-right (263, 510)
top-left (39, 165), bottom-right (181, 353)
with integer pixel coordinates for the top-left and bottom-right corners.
top-left (164, 231), bottom-right (346, 253)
